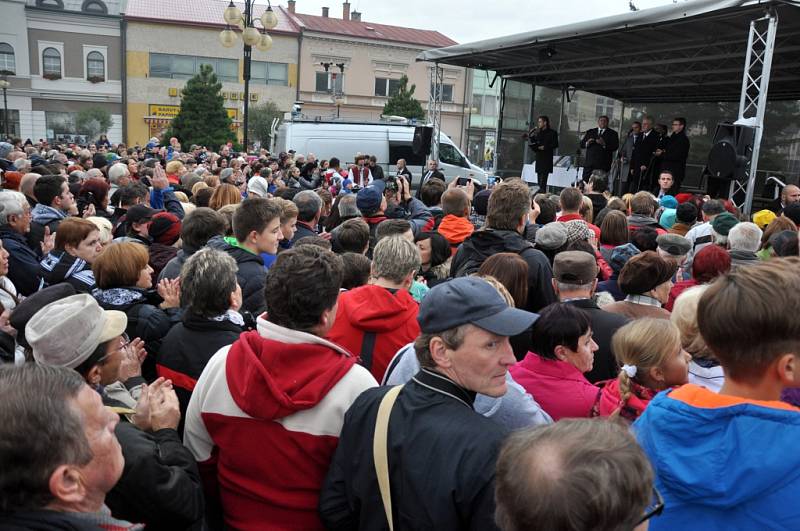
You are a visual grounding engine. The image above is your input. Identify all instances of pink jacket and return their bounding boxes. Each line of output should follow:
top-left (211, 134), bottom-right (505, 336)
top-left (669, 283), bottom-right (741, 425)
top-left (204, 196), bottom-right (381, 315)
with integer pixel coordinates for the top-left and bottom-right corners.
top-left (509, 353), bottom-right (600, 421)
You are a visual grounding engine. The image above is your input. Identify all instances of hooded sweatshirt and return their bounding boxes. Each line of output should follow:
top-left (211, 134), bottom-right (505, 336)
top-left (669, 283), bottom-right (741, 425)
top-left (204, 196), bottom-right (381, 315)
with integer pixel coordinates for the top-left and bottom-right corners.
top-left (28, 203), bottom-right (67, 251)
top-left (437, 214), bottom-right (475, 254)
top-left (183, 316), bottom-right (376, 531)
top-left (326, 285), bottom-right (420, 382)
top-left (633, 384), bottom-right (800, 530)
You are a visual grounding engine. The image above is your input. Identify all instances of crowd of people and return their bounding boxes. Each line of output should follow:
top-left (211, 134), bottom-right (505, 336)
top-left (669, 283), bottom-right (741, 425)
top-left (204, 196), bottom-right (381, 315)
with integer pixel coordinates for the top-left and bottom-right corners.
top-left (0, 134), bottom-right (799, 531)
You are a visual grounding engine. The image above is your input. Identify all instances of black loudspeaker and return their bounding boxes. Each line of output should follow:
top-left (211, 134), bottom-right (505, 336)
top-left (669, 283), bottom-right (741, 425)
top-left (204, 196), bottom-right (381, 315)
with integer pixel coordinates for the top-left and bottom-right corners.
top-left (707, 123), bottom-right (755, 181)
top-left (412, 126), bottom-right (433, 156)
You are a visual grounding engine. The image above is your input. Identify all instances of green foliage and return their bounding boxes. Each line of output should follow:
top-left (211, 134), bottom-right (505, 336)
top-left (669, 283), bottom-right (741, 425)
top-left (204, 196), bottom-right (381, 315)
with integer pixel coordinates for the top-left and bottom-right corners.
top-left (247, 101), bottom-right (282, 147)
top-left (75, 107), bottom-right (113, 140)
top-left (165, 64), bottom-right (235, 149)
top-left (382, 75), bottom-right (425, 120)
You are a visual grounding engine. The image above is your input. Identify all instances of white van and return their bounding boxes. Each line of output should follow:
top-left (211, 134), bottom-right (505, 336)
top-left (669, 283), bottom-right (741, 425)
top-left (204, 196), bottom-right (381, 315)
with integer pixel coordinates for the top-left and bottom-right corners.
top-left (271, 119), bottom-right (488, 187)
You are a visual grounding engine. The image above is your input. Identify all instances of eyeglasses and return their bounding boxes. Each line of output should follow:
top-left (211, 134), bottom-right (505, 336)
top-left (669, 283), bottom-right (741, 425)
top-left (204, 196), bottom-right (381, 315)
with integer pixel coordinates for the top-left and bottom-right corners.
top-left (97, 333), bottom-right (130, 364)
top-left (636, 486), bottom-right (664, 526)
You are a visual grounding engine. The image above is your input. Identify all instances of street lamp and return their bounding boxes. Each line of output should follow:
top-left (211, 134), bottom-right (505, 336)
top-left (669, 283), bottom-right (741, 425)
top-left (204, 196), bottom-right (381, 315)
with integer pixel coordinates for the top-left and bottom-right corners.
top-left (219, 0), bottom-right (279, 153)
top-left (0, 75), bottom-right (9, 141)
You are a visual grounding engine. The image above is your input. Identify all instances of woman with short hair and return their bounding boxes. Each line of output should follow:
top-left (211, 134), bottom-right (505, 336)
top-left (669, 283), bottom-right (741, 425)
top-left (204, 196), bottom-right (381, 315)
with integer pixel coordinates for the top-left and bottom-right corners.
top-left (510, 303), bottom-right (600, 420)
top-left (415, 232), bottom-right (451, 288)
top-left (157, 247), bottom-right (244, 433)
top-left (39, 217), bottom-right (102, 293)
top-left (92, 241), bottom-right (181, 380)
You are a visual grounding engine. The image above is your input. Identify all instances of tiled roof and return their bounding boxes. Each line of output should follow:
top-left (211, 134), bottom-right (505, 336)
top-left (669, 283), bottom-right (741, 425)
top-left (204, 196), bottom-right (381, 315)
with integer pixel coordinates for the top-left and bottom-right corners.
top-left (291, 13), bottom-right (458, 48)
top-left (123, 0), bottom-right (300, 35)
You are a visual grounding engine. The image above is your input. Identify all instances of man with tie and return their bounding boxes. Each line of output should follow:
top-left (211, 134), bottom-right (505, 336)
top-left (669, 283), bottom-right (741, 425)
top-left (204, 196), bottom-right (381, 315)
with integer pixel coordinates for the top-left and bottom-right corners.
top-left (580, 116), bottom-right (619, 183)
top-left (617, 121), bottom-right (642, 195)
top-left (416, 159), bottom-right (445, 199)
top-left (634, 116), bottom-right (660, 192)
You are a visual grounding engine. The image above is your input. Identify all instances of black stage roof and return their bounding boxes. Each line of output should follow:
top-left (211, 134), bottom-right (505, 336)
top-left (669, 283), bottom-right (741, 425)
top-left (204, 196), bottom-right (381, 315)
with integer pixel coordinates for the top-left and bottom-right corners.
top-left (418, 0), bottom-right (800, 103)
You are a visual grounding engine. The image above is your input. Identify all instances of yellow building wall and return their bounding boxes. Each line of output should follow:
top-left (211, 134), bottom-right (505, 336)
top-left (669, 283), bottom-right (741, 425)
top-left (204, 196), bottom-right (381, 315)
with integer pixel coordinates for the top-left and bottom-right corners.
top-left (127, 102), bottom-right (150, 146)
top-left (127, 51), bottom-right (149, 79)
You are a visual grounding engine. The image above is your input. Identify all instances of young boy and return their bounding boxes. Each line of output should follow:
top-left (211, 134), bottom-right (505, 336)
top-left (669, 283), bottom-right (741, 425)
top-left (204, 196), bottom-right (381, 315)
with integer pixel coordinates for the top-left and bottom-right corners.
top-left (634, 257), bottom-right (800, 530)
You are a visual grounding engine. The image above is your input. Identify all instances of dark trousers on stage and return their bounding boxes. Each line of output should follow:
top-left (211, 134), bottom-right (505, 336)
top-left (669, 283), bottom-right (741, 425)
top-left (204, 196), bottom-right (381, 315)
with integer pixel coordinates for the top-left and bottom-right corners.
top-left (538, 172), bottom-right (550, 192)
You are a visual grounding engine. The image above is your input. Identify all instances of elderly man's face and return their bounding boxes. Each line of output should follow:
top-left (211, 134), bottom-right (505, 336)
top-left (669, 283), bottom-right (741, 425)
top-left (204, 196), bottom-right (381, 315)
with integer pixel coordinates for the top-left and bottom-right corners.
top-left (73, 385), bottom-right (124, 497)
top-left (439, 324), bottom-right (516, 398)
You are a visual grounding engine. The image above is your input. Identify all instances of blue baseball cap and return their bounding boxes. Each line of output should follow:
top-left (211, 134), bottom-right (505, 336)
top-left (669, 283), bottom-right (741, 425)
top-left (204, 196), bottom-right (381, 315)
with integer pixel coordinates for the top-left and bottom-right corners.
top-left (356, 179), bottom-right (386, 213)
top-left (418, 277), bottom-right (538, 336)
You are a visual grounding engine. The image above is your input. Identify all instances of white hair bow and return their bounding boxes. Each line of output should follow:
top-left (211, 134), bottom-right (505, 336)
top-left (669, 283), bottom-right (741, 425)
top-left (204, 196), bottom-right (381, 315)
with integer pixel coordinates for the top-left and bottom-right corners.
top-left (621, 364), bottom-right (638, 378)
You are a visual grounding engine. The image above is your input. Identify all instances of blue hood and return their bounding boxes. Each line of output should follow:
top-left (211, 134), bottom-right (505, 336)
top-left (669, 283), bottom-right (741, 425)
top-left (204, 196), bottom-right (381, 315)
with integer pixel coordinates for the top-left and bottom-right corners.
top-left (634, 386), bottom-right (800, 529)
top-left (31, 203), bottom-right (67, 225)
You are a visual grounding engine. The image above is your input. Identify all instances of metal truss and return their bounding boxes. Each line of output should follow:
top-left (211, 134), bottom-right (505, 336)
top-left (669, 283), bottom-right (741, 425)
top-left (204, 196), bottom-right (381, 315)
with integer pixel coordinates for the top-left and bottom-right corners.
top-left (730, 11), bottom-right (778, 215)
top-left (427, 64), bottom-right (444, 162)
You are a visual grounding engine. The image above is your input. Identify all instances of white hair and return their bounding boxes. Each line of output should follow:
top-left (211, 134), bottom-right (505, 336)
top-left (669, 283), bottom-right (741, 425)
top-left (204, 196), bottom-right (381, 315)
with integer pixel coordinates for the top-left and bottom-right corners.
top-left (0, 191), bottom-right (28, 226)
top-left (85, 168), bottom-right (104, 180)
top-left (728, 222), bottom-right (763, 252)
top-left (107, 163), bottom-right (130, 184)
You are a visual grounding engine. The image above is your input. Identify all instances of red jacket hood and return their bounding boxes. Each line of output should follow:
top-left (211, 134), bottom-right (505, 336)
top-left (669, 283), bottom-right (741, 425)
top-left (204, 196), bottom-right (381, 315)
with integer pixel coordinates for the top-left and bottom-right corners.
top-left (225, 319), bottom-right (355, 421)
top-left (438, 215), bottom-right (475, 246)
top-left (334, 285), bottom-right (418, 333)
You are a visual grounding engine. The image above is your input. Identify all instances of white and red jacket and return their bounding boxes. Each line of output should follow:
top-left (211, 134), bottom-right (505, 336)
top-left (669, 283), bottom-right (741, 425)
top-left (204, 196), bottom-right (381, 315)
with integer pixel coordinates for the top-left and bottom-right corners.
top-left (184, 316), bottom-right (377, 530)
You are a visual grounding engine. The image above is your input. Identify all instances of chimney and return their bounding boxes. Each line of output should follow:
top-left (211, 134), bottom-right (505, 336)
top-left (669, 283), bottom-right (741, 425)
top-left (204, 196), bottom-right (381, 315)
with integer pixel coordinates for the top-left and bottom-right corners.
top-left (351, 10), bottom-right (361, 21)
top-left (287, 0), bottom-right (296, 14)
top-left (342, 1), bottom-right (350, 20)
top-left (322, 6), bottom-right (329, 17)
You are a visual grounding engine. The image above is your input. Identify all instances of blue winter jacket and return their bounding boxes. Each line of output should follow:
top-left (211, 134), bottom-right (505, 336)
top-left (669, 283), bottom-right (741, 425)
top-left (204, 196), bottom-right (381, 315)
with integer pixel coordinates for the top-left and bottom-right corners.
top-left (633, 384), bottom-right (800, 531)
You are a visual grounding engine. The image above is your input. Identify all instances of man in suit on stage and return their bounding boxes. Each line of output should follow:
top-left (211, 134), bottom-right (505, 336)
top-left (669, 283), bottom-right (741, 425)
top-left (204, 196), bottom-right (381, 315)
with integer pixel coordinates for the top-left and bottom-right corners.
top-left (580, 116), bottom-right (619, 183)
top-left (617, 121), bottom-right (642, 195)
top-left (527, 115), bottom-right (559, 192)
top-left (656, 117), bottom-right (691, 195)
top-left (633, 115), bottom-right (660, 193)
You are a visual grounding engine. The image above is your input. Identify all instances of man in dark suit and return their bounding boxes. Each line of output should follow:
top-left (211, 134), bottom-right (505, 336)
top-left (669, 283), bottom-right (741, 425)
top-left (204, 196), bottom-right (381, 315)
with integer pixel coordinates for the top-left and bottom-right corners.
top-left (580, 116), bottom-right (619, 183)
top-left (617, 121), bottom-right (641, 195)
top-left (657, 117), bottom-right (691, 195)
top-left (416, 159), bottom-right (445, 199)
top-left (634, 115), bottom-right (660, 193)
top-left (527, 115), bottom-right (559, 192)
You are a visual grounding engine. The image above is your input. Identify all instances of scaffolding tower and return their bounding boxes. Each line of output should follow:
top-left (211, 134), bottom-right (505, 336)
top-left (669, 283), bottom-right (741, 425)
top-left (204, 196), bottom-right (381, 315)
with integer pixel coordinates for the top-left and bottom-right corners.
top-left (427, 64), bottom-right (444, 162)
top-left (731, 10), bottom-right (778, 215)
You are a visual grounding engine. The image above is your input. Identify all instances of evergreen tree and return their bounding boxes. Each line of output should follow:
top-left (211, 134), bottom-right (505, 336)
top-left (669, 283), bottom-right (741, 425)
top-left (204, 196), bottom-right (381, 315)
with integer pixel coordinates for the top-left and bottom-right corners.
top-left (247, 101), bottom-right (283, 147)
top-left (166, 64), bottom-right (234, 149)
top-left (382, 75), bottom-right (425, 120)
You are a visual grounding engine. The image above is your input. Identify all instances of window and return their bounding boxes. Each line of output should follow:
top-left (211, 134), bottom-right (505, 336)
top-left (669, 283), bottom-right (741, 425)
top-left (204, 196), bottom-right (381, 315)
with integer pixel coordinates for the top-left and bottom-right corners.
top-left (82, 0), bottom-right (108, 13)
top-left (86, 51), bottom-right (104, 81)
top-left (374, 77), bottom-right (402, 97)
top-left (0, 109), bottom-right (20, 138)
top-left (45, 111), bottom-right (78, 141)
top-left (251, 61), bottom-right (288, 86)
top-left (431, 82), bottom-right (454, 103)
top-left (149, 53), bottom-right (238, 83)
top-left (389, 142), bottom-right (426, 168)
top-left (316, 72), bottom-right (343, 94)
top-left (595, 96), bottom-right (615, 119)
top-left (0, 43), bottom-right (14, 75)
top-left (42, 47), bottom-right (62, 78)
top-left (439, 143), bottom-right (468, 168)
top-left (36, 0), bottom-right (64, 7)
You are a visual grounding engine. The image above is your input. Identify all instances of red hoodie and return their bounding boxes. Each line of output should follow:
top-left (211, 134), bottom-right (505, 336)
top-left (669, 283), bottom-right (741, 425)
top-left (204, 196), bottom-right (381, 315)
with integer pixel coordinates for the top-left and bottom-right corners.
top-left (326, 285), bottom-right (420, 382)
top-left (184, 317), bottom-right (376, 530)
top-left (438, 214), bottom-right (475, 254)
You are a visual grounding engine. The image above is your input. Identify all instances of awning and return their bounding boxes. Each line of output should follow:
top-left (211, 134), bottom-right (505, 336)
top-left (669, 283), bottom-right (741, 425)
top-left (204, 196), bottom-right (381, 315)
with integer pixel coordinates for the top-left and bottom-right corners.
top-left (417, 0), bottom-right (800, 103)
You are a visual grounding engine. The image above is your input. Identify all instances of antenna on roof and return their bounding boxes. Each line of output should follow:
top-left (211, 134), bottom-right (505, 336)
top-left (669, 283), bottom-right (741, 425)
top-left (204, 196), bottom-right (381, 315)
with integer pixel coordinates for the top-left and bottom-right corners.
top-left (629, 1), bottom-right (638, 11)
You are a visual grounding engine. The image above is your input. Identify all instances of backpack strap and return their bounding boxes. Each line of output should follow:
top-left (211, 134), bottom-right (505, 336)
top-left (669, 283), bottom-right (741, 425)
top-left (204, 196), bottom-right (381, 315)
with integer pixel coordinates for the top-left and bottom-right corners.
top-left (374, 385), bottom-right (404, 531)
top-left (360, 331), bottom-right (378, 370)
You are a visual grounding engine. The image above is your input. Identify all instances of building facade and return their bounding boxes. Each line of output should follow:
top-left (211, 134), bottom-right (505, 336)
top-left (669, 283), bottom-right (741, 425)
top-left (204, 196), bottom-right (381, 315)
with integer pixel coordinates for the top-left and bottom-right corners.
top-left (286, 1), bottom-right (467, 148)
top-left (123, 0), bottom-right (300, 147)
top-left (0, 0), bottom-right (123, 143)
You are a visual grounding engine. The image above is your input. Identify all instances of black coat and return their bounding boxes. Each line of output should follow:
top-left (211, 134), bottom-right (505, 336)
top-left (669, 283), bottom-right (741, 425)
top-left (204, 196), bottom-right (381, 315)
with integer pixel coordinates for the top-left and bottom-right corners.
top-left (157, 313), bottom-right (243, 435)
top-left (451, 228), bottom-right (557, 312)
top-left (319, 369), bottom-right (506, 531)
top-left (634, 130), bottom-right (661, 189)
top-left (291, 220), bottom-right (318, 244)
top-left (1, 226), bottom-right (42, 296)
top-left (94, 286), bottom-right (182, 381)
top-left (661, 130), bottom-right (691, 186)
top-left (106, 421), bottom-right (204, 530)
top-left (564, 298), bottom-right (630, 383)
top-left (581, 127), bottom-right (620, 173)
top-left (207, 236), bottom-right (267, 315)
top-left (0, 510), bottom-right (98, 530)
top-left (529, 127), bottom-right (559, 175)
top-left (416, 169), bottom-right (445, 198)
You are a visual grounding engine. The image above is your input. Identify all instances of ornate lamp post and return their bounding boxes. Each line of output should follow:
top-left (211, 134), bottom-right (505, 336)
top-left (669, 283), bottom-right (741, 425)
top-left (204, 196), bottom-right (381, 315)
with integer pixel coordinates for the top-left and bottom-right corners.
top-left (0, 75), bottom-right (10, 140)
top-left (219, 0), bottom-right (278, 152)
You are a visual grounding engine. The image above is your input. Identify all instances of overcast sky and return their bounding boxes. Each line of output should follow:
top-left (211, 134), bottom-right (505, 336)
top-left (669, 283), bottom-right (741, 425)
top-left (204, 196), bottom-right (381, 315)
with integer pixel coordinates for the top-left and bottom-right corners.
top-left (278, 0), bottom-right (685, 43)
